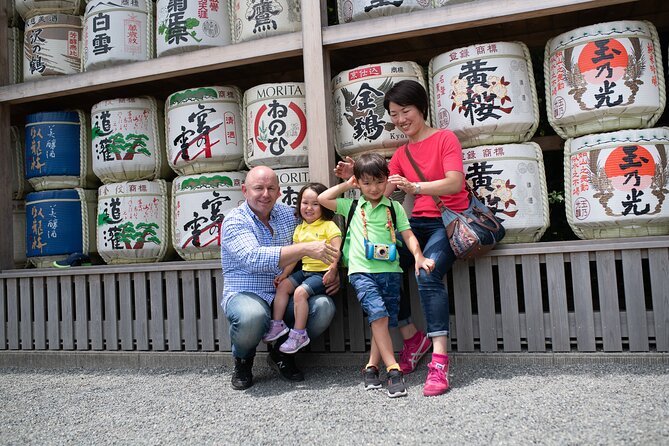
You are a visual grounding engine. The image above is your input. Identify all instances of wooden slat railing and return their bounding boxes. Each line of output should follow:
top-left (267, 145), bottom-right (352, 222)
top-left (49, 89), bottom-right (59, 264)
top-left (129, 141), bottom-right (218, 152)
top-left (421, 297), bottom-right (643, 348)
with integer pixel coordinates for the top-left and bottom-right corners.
top-left (1, 236), bottom-right (668, 353)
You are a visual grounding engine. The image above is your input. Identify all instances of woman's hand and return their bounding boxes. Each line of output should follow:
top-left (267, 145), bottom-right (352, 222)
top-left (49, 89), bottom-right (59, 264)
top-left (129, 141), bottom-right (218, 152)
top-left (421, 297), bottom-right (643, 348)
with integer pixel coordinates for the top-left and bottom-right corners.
top-left (389, 174), bottom-right (418, 194)
top-left (334, 156), bottom-right (355, 180)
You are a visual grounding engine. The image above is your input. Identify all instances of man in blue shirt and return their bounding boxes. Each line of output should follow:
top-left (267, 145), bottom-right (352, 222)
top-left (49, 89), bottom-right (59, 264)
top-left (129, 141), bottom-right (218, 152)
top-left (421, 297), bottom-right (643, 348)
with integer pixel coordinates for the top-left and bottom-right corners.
top-left (221, 166), bottom-right (340, 390)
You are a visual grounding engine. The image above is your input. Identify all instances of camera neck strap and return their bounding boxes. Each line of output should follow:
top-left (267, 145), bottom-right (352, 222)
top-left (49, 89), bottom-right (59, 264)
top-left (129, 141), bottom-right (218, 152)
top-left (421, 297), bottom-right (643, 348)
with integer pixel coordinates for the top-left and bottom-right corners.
top-left (360, 206), bottom-right (396, 244)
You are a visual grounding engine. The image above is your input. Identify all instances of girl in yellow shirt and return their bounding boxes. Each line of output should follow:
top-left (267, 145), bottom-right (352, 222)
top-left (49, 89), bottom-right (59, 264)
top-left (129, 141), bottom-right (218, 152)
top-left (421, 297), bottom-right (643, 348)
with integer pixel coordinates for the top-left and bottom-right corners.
top-left (263, 183), bottom-right (342, 354)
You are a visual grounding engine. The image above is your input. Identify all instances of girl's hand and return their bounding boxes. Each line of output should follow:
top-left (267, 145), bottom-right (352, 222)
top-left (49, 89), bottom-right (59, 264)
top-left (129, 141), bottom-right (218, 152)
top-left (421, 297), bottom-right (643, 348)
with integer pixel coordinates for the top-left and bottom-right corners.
top-left (415, 256), bottom-right (435, 275)
top-left (323, 267), bottom-right (338, 286)
top-left (273, 275), bottom-right (286, 288)
top-left (334, 156), bottom-right (355, 180)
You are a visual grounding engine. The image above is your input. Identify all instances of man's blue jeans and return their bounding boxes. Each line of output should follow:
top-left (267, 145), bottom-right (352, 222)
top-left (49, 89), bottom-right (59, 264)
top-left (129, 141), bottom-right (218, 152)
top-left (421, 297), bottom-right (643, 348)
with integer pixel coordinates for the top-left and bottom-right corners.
top-left (223, 292), bottom-right (335, 359)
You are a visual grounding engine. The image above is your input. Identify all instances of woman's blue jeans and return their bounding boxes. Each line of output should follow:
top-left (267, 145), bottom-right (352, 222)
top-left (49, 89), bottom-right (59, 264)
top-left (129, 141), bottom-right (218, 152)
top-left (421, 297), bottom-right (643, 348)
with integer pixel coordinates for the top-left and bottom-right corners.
top-left (223, 292), bottom-right (335, 359)
top-left (398, 216), bottom-right (456, 338)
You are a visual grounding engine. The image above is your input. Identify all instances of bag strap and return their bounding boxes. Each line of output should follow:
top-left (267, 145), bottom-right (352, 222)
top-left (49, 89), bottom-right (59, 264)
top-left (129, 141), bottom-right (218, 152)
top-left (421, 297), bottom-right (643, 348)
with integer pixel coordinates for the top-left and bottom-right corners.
top-left (403, 144), bottom-right (451, 212)
top-left (340, 199), bottom-right (358, 254)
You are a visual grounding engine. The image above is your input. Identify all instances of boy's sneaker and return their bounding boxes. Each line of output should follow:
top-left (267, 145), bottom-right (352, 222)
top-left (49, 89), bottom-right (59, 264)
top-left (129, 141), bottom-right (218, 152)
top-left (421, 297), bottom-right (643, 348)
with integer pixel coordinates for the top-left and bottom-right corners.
top-left (386, 369), bottom-right (408, 398)
top-left (423, 360), bottom-right (449, 396)
top-left (399, 331), bottom-right (432, 374)
top-left (279, 329), bottom-right (310, 354)
top-left (362, 366), bottom-right (382, 390)
top-left (262, 320), bottom-right (289, 343)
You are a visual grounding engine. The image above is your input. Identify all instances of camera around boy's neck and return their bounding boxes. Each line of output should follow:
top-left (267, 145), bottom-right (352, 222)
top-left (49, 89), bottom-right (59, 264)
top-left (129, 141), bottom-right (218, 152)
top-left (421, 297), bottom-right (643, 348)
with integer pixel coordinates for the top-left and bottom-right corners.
top-left (356, 173), bottom-right (388, 208)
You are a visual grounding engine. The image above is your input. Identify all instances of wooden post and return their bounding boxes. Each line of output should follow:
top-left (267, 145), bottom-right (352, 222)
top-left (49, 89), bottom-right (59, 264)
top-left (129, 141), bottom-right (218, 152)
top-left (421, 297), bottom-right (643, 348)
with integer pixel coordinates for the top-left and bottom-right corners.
top-left (302, 0), bottom-right (337, 186)
top-left (0, 0), bottom-right (14, 270)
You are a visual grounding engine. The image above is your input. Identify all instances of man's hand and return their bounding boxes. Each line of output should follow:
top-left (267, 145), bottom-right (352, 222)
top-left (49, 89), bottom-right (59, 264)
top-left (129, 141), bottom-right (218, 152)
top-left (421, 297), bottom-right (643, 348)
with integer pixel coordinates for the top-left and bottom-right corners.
top-left (307, 240), bottom-right (339, 265)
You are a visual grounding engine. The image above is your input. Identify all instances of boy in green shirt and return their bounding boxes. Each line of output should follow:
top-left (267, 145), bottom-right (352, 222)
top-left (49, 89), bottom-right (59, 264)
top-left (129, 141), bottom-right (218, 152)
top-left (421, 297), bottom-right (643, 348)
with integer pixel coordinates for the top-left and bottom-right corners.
top-left (319, 153), bottom-right (434, 398)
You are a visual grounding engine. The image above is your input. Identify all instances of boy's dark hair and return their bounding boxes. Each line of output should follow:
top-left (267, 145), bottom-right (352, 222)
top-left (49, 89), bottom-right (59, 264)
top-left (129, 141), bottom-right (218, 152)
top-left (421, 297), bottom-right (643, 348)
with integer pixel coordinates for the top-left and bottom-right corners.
top-left (353, 152), bottom-right (389, 180)
top-left (383, 79), bottom-right (429, 120)
top-left (295, 182), bottom-right (334, 221)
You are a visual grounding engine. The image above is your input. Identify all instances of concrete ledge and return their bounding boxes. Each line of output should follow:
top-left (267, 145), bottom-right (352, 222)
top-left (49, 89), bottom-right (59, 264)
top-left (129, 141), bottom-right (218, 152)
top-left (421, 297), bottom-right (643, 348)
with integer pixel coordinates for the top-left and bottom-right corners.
top-left (1, 351), bottom-right (668, 369)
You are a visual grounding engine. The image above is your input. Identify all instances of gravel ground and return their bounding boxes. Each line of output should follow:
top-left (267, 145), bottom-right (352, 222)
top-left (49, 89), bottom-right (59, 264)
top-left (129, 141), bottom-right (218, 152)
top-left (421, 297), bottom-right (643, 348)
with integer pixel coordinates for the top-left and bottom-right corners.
top-left (0, 360), bottom-right (668, 445)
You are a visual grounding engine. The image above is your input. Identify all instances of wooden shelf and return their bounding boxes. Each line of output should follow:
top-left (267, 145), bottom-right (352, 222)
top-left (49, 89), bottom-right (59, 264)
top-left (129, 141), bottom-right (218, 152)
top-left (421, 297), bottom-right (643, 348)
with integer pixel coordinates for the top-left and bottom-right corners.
top-left (0, 31), bottom-right (303, 107)
top-left (322, 0), bottom-right (638, 49)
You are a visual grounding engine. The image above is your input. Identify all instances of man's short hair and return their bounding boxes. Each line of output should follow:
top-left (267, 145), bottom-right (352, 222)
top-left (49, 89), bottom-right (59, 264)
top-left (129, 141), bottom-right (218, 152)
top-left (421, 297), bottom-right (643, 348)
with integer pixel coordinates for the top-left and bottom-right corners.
top-left (353, 152), bottom-right (389, 180)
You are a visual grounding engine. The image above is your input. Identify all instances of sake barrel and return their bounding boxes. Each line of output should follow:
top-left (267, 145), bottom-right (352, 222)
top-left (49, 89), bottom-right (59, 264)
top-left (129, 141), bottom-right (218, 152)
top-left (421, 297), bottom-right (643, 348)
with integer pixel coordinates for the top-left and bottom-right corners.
top-left (545, 20), bottom-right (665, 139)
top-left (83, 0), bottom-right (153, 71)
top-left (463, 142), bottom-right (549, 243)
top-left (156, 0), bottom-right (231, 57)
top-left (24, 14), bottom-right (82, 80)
top-left (97, 180), bottom-right (171, 264)
top-left (231, 0), bottom-right (300, 44)
top-left (333, 61), bottom-right (427, 159)
top-left (25, 188), bottom-right (97, 268)
top-left (275, 167), bottom-right (309, 208)
top-left (429, 41), bottom-right (539, 149)
top-left (166, 86), bottom-right (245, 175)
top-left (91, 97), bottom-right (171, 183)
top-left (337, 0), bottom-right (432, 24)
top-left (15, 0), bottom-right (83, 20)
top-left (25, 111), bottom-right (98, 191)
top-left (432, 0), bottom-right (476, 6)
top-left (11, 126), bottom-right (32, 200)
top-left (244, 82), bottom-right (308, 168)
top-left (172, 171), bottom-right (246, 260)
top-left (14, 201), bottom-right (27, 268)
top-left (9, 27), bottom-right (23, 84)
top-left (564, 127), bottom-right (669, 239)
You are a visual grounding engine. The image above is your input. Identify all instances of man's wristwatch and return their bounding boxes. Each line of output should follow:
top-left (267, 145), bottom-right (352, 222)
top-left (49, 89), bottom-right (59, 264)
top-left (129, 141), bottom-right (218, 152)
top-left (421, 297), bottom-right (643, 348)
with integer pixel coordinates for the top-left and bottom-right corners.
top-left (414, 182), bottom-right (421, 194)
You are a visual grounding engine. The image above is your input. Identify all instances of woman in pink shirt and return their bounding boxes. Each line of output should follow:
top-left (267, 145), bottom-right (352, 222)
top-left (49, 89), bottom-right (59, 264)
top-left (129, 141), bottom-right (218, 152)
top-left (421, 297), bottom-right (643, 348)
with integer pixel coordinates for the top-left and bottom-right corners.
top-left (336, 80), bottom-right (468, 397)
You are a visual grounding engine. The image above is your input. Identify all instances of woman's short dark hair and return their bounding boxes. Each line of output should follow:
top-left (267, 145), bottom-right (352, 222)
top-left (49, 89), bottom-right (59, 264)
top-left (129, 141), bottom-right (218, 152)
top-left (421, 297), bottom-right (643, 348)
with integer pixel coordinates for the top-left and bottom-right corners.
top-left (295, 182), bottom-right (334, 221)
top-left (353, 152), bottom-right (389, 180)
top-left (383, 79), bottom-right (429, 120)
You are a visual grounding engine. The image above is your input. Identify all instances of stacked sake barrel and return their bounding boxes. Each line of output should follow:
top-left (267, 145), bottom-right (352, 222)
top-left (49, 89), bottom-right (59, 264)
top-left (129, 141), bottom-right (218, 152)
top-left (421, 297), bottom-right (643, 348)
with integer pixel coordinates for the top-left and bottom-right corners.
top-left (24, 110), bottom-right (99, 267)
top-left (332, 61), bottom-right (429, 159)
top-left (155, 0), bottom-right (231, 56)
top-left (429, 41), bottom-right (549, 243)
top-left (167, 86), bottom-right (246, 260)
top-left (337, 0), bottom-right (432, 24)
top-left (230, 0), bottom-right (301, 43)
top-left (18, 0), bottom-right (84, 81)
top-left (243, 82), bottom-right (311, 205)
top-left (92, 96), bottom-right (173, 263)
top-left (83, 0), bottom-right (153, 70)
top-left (545, 20), bottom-right (668, 239)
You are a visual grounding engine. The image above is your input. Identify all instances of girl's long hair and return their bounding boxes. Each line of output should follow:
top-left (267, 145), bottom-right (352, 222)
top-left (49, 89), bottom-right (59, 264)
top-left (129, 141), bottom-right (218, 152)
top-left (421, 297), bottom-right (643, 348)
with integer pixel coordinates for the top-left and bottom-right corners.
top-left (295, 182), bottom-right (334, 221)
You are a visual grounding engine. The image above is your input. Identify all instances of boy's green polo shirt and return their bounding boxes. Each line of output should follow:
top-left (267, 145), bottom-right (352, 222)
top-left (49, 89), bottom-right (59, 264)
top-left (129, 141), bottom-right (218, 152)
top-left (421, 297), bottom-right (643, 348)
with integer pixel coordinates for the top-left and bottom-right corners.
top-left (336, 196), bottom-right (411, 275)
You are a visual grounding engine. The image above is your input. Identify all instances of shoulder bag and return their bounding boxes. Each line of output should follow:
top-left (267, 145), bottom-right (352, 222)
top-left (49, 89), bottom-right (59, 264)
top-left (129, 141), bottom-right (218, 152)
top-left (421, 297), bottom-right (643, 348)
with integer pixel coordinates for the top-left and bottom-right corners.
top-left (403, 145), bottom-right (505, 260)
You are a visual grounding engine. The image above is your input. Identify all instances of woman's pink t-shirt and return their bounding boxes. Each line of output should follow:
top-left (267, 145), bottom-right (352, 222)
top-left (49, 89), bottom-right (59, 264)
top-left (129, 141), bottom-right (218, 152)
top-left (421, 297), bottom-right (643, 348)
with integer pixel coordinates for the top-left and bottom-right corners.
top-left (389, 130), bottom-right (469, 217)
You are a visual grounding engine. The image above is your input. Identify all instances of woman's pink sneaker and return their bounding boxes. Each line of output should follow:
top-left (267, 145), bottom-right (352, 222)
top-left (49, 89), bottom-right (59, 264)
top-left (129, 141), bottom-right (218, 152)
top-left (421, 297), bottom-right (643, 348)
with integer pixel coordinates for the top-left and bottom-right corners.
top-left (423, 360), bottom-right (449, 396)
top-left (399, 331), bottom-right (432, 374)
